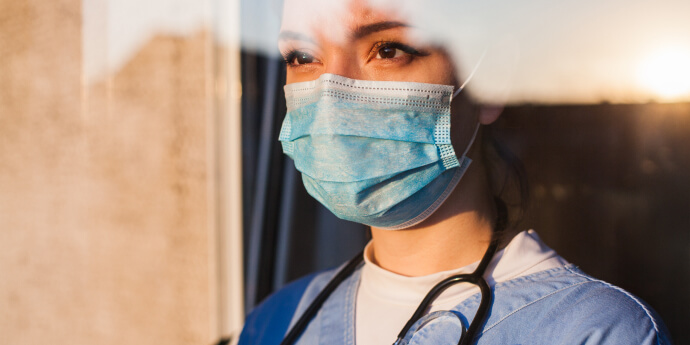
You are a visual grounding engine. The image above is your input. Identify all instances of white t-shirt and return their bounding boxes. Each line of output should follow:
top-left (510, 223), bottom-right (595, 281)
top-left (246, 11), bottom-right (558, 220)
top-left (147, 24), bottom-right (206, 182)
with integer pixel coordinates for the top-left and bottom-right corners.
top-left (355, 230), bottom-right (569, 345)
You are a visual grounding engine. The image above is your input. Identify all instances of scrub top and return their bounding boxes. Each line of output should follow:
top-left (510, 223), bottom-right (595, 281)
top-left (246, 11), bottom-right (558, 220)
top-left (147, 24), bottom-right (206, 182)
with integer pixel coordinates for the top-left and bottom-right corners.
top-left (239, 231), bottom-right (672, 345)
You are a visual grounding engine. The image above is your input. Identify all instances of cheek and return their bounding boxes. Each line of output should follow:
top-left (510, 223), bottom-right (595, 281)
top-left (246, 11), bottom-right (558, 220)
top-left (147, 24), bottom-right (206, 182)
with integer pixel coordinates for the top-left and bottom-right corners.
top-left (285, 71), bottom-right (302, 85)
top-left (285, 65), bottom-right (326, 84)
top-left (406, 50), bottom-right (457, 85)
top-left (368, 55), bottom-right (455, 84)
top-left (424, 56), bottom-right (456, 85)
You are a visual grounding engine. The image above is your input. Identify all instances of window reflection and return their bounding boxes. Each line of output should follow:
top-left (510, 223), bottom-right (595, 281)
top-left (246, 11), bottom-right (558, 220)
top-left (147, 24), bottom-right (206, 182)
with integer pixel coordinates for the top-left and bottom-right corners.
top-left (2, 0), bottom-right (688, 344)
top-left (238, 0), bottom-right (690, 343)
top-left (2, 0), bottom-right (240, 343)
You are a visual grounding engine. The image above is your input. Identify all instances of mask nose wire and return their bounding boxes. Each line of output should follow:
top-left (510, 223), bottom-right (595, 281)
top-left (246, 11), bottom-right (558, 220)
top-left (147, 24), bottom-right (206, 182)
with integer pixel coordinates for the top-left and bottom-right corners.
top-left (452, 49), bottom-right (488, 99)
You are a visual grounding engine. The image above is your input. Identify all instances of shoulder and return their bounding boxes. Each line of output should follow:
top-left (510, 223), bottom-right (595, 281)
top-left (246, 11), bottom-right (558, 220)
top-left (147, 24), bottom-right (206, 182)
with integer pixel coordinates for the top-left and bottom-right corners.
top-left (480, 265), bottom-right (672, 344)
top-left (237, 273), bottom-right (318, 345)
top-left (547, 266), bottom-right (671, 344)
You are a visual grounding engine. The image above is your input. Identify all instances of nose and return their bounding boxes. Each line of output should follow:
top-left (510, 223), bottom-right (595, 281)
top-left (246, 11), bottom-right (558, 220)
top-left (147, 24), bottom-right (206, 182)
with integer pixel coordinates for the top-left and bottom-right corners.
top-left (323, 49), bottom-right (362, 80)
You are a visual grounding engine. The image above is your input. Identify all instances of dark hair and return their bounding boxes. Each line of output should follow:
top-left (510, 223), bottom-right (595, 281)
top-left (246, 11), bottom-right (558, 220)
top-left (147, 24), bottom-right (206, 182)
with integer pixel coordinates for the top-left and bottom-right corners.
top-left (481, 122), bottom-right (529, 233)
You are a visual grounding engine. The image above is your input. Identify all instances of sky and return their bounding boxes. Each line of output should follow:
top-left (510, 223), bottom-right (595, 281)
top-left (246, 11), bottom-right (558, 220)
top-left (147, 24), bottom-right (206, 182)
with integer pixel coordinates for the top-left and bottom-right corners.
top-left (83, 0), bottom-right (690, 104)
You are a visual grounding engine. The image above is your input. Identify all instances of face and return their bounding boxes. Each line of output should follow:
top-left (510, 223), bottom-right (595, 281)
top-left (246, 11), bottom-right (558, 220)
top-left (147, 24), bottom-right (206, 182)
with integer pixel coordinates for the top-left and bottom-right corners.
top-left (279, 0), bottom-right (501, 154)
top-left (279, 0), bottom-right (457, 86)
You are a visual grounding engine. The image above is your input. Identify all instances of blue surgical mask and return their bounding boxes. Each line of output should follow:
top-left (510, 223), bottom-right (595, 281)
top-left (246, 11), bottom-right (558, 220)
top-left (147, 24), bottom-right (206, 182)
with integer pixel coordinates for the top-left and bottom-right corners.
top-left (279, 73), bottom-right (478, 230)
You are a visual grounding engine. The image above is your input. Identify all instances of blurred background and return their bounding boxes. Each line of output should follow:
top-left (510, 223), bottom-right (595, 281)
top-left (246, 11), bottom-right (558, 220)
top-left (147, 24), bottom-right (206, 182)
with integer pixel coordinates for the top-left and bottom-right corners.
top-left (1, 0), bottom-right (689, 344)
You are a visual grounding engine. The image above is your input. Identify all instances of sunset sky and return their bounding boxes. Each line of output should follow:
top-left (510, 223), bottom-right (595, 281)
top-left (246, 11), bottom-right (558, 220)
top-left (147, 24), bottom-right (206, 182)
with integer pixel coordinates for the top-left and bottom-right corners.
top-left (84, 0), bottom-right (690, 104)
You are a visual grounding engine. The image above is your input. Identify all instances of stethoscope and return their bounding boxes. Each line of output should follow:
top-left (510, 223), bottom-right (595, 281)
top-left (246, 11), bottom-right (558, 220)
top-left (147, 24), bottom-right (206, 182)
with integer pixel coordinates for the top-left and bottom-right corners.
top-left (280, 198), bottom-right (507, 345)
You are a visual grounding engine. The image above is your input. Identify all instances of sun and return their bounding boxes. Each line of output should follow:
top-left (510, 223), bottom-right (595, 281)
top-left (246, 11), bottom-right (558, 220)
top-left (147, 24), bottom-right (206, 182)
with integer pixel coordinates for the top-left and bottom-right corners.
top-left (637, 46), bottom-right (690, 101)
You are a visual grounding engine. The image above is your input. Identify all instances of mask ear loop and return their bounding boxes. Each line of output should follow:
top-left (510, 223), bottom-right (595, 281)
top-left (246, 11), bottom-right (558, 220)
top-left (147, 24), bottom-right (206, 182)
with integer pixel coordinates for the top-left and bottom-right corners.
top-left (451, 48), bottom-right (487, 158)
top-left (452, 49), bottom-right (488, 99)
top-left (461, 122), bottom-right (481, 158)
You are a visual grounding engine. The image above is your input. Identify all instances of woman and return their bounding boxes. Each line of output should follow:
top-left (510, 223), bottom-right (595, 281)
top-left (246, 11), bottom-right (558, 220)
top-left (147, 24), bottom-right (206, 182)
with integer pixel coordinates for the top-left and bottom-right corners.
top-left (239, 0), bottom-right (671, 343)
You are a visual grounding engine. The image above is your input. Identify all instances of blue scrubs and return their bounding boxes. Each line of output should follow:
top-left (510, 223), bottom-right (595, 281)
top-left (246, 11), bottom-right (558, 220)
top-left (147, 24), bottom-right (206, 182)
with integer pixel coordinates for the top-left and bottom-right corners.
top-left (239, 263), bottom-right (672, 344)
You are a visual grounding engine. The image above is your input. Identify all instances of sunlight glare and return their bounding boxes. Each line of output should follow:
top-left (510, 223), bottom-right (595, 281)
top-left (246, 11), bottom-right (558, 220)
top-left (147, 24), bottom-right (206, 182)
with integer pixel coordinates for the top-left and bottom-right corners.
top-left (637, 47), bottom-right (690, 101)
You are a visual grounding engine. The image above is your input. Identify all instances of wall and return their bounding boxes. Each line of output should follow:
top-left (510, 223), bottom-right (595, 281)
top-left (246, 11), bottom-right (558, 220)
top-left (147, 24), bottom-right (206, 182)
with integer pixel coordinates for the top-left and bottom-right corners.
top-left (0, 1), bottom-right (222, 344)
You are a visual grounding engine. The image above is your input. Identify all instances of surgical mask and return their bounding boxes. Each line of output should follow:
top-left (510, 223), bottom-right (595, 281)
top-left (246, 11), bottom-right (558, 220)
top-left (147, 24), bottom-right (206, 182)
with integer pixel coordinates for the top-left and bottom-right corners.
top-left (279, 73), bottom-right (479, 229)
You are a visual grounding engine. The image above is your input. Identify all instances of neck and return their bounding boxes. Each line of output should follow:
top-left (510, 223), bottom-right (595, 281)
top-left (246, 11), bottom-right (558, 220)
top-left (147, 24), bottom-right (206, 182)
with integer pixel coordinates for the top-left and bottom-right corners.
top-left (369, 158), bottom-right (496, 277)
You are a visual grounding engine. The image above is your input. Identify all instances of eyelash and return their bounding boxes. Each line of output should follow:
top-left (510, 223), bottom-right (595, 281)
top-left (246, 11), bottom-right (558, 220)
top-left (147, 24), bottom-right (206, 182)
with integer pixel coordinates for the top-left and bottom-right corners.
top-left (368, 41), bottom-right (429, 60)
top-left (281, 41), bottom-right (429, 67)
top-left (281, 50), bottom-right (313, 66)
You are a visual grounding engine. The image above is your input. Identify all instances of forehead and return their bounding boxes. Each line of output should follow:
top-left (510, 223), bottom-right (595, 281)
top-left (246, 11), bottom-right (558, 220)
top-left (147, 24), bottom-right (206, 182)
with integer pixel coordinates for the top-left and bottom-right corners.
top-left (280, 0), bottom-right (409, 42)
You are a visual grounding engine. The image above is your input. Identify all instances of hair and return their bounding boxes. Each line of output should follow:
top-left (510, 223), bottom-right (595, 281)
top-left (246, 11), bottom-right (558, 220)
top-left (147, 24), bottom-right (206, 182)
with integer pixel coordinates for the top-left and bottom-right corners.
top-left (481, 122), bottom-right (530, 236)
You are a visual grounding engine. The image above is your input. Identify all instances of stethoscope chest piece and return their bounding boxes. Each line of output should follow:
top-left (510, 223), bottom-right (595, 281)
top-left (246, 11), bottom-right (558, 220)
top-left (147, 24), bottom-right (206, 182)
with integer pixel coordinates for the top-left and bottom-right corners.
top-left (395, 310), bottom-right (467, 345)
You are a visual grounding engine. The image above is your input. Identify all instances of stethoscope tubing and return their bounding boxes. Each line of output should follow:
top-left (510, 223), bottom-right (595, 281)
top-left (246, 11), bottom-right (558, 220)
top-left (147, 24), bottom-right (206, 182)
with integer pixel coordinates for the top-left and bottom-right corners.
top-left (279, 251), bottom-right (364, 345)
top-left (394, 240), bottom-right (498, 345)
top-left (281, 198), bottom-right (507, 345)
top-left (280, 240), bottom-right (496, 345)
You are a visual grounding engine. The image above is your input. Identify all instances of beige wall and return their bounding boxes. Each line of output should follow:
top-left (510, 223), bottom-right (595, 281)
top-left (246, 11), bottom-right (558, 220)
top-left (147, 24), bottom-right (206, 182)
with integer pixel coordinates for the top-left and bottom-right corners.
top-left (0, 1), bottom-right (222, 344)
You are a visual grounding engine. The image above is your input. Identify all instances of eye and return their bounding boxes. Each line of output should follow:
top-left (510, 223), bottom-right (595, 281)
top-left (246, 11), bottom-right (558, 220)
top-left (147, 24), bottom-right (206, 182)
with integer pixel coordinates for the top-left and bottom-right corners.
top-left (376, 45), bottom-right (405, 59)
top-left (284, 50), bottom-right (318, 66)
top-left (370, 42), bottom-right (429, 62)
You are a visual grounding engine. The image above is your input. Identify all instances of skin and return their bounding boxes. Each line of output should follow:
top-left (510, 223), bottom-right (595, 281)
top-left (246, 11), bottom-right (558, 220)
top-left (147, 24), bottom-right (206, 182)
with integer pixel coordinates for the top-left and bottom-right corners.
top-left (280, 0), bottom-right (504, 276)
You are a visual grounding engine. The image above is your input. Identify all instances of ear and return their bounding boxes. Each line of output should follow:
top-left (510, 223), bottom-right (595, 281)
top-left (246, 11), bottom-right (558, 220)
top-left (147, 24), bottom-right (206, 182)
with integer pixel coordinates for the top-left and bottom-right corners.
top-left (478, 105), bottom-right (504, 125)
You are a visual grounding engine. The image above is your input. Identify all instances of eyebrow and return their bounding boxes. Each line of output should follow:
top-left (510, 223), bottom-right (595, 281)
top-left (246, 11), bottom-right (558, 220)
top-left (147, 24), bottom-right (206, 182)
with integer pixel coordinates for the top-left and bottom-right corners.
top-left (351, 21), bottom-right (409, 40)
top-left (278, 21), bottom-right (410, 44)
